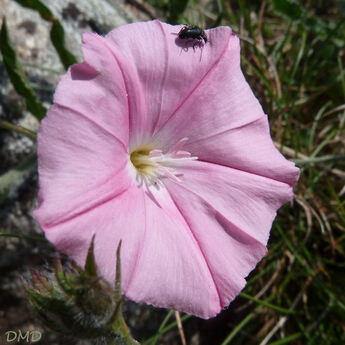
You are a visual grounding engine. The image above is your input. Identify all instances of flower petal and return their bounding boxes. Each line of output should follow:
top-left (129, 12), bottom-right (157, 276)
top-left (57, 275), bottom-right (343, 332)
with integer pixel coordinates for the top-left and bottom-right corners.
top-left (53, 33), bottom-right (129, 146)
top-left (165, 182), bottom-right (267, 315)
top-left (42, 184), bottom-right (224, 318)
top-left (43, 185), bottom-right (146, 291)
top-left (166, 160), bottom-right (296, 245)
top-left (153, 31), bottom-right (267, 148)
top-left (126, 186), bottom-right (222, 318)
top-left (105, 21), bottom-right (233, 147)
top-left (34, 104), bottom-right (131, 228)
top-left (184, 116), bottom-right (300, 186)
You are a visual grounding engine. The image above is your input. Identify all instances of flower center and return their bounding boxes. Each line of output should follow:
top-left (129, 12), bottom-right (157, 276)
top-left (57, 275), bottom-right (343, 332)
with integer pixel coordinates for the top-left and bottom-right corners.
top-left (129, 138), bottom-right (197, 188)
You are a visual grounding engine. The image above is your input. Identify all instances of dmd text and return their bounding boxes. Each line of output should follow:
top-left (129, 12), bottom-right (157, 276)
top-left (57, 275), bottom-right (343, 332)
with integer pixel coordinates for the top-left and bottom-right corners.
top-left (3, 330), bottom-right (42, 343)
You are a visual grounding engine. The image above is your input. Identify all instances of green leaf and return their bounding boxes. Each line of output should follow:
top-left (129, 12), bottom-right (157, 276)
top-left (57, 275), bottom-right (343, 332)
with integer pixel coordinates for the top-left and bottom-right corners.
top-left (13, 0), bottom-right (55, 20)
top-left (272, 0), bottom-right (303, 21)
top-left (168, 0), bottom-right (189, 24)
top-left (50, 21), bottom-right (78, 69)
top-left (13, 0), bottom-right (77, 69)
top-left (239, 292), bottom-right (295, 314)
top-left (0, 20), bottom-right (47, 120)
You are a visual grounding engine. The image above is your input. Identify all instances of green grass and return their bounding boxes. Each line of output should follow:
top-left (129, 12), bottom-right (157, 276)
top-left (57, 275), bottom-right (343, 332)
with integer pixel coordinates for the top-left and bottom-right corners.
top-left (145, 0), bottom-right (345, 344)
top-left (1, 0), bottom-right (344, 344)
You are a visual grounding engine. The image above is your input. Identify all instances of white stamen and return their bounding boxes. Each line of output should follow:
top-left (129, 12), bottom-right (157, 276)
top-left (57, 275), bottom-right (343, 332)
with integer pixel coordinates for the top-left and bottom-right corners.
top-left (130, 138), bottom-right (197, 188)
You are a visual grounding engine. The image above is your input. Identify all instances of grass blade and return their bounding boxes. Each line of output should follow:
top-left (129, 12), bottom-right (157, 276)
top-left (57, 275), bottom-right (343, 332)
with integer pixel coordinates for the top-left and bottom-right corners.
top-left (268, 332), bottom-right (303, 345)
top-left (239, 292), bottom-right (295, 314)
top-left (0, 232), bottom-right (45, 241)
top-left (220, 311), bottom-right (256, 345)
top-left (150, 310), bottom-right (174, 345)
top-left (0, 120), bottom-right (36, 140)
top-left (143, 313), bottom-right (191, 345)
top-left (0, 19), bottom-right (47, 120)
top-left (294, 154), bottom-right (345, 165)
top-left (50, 21), bottom-right (78, 69)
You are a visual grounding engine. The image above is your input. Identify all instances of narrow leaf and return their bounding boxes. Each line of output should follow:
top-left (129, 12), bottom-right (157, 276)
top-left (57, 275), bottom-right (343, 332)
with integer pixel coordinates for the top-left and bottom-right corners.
top-left (50, 21), bottom-right (78, 69)
top-left (13, 0), bottom-right (77, 69)
top-left (0, 20), bottom-right (46, 120)
top-left (0, 232), bottom-right (44, 241)
top-left (13, 0), bottom-right (54, 20)
top-left (0, 120), bottom-right (36, 139)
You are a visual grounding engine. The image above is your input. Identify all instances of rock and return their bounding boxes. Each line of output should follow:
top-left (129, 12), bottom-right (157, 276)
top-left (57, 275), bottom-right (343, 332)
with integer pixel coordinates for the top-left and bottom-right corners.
top-left (0, 1), bottom-right (155, 344)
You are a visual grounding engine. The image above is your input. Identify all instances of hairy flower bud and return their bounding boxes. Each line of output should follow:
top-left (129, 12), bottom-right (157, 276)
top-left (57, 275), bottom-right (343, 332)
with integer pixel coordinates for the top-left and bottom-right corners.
top-left (27, 239), bottom-right (139, 345)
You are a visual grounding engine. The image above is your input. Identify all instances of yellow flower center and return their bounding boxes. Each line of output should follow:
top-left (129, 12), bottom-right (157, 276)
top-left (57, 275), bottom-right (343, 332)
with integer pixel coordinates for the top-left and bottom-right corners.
top-left (130, 146), bottom-right (156, 177)
top-left (129, 138), bottom-right (198, 188)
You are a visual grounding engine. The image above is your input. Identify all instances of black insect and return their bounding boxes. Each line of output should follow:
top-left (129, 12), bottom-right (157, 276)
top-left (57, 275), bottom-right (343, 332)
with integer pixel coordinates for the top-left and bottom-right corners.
top-left (178, 25), bottom-right (208, 44)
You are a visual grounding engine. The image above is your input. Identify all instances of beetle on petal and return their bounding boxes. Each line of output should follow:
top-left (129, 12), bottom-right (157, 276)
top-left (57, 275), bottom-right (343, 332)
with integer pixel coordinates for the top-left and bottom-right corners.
top-left (178, 25), bottom-right (208, 44)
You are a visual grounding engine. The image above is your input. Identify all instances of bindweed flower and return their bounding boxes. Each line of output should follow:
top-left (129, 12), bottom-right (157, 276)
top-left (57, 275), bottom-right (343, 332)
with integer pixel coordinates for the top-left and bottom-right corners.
top-left (34, 20), bottom-right (299, 319)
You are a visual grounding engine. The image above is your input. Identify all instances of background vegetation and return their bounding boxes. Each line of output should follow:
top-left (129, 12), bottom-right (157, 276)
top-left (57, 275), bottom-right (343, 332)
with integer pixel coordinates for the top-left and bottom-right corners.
top-left (1, 0), bottom-right (344, 344)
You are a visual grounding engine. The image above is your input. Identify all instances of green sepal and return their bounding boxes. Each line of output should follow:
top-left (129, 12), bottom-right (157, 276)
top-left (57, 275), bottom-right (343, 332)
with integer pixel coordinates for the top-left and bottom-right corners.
top-left (28, 289), bottom-right (113, 339)
top-left (84, 234), bottom-right (98, 277)
top-left (27, 237), bottom-right (140, 344)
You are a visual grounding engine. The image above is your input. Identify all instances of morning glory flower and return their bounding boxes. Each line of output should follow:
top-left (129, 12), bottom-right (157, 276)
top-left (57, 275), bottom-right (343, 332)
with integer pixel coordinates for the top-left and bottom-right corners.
top-left (34, 20), bottom-right (299, 319)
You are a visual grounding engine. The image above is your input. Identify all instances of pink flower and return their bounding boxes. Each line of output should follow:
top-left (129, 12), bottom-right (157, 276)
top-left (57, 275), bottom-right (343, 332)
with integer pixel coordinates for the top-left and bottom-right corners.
top-left (34, 20), bottom-right (299, 319)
